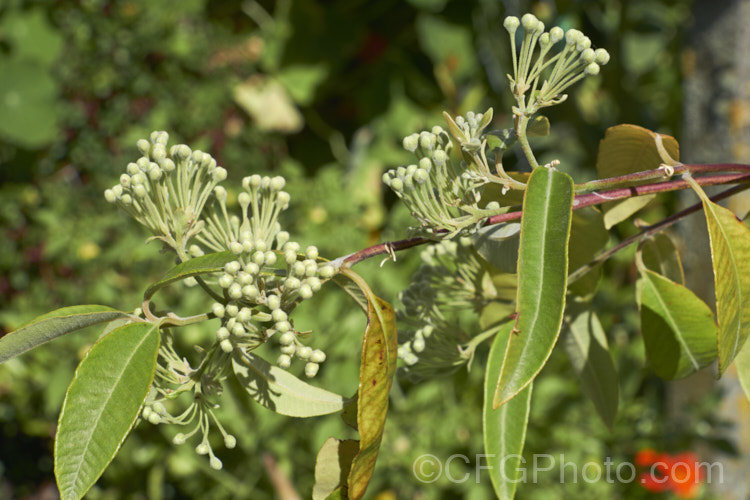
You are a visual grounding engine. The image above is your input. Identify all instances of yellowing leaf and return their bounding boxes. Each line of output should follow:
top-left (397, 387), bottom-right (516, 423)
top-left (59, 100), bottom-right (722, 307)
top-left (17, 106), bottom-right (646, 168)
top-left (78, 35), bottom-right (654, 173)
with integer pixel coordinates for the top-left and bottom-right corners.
top-left (596, 124), bottom-right (679, 228)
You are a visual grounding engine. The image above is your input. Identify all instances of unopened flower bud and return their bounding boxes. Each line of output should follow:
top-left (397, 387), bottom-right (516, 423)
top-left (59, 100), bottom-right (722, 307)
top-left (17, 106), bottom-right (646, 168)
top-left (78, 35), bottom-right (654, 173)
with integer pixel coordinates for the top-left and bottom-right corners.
top-left (136, 139), bottom-right (150, 156)
top-left (212, 303), bottom-right (226, 318)
top-left (503, 16), bottom-right (520, 34)
top-left (276, 321), bottom-right (291, 333)
top-left (224, 435), bottom-right (237, 449)
top-left (550, 26), bottom-right (564, 43)
top-left (220, 339), bottom-right (233, 353)
top-left (228, 283), bottom-right (243, 300)
top-left (304, 362), bottom-right (319, 378)
top-left (216, 327), bottom-right (230, 341)
top-left (318, 265), bottom-right (335, 279)
top-left (173, 433), bottom-right (186, 445)
top-left (521, 13), bottom-right (538, 32)
top-left (311, 349), bottom-right (326, 363)
top-left (277, 354), bottom-right (292, 369)
top-left (594, 48), bottom-right (610, 65)
top-left (402, 133), bottom-right (419, 152)
top-left (218, 274), bottom-right (234, 289)
top-left (210, 457), bottom-right (223, 470)
top-left (584, 62), bottom-right (600, 76)
top-left (267, 294), bottom-right (281, 310)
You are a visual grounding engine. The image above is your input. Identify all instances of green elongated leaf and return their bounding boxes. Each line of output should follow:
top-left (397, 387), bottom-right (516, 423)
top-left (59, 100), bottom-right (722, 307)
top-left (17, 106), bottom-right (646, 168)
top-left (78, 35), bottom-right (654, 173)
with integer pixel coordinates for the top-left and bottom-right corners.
top-left (563, 307), bottom-right (619, 429)
top-left (340, 268), bottom-right (398, 500)
top-left (0, 305), bottom-right (130, 364)
top-left (312, 438), bottom-right (359, 500)
top-left (232, 351), bottom-right (348, 417)
top-left (484, 322), bottom-right (532, 500)
top-left (144, 251), bottom-right (234, 300)
top-left (639, 232), bottom-right (685, 285)
top-left (485, 128), bottom-right (517, 152)
top-left (55, 321), bottom-right (160, 500)
top-left (637, 266), bottom-right (718, 380)
top-left (595, 124), bottom-right (679, 228)
top-left (494, 167), bottom-right (573, 408)
top-left (568, 207), bottom-right (609, 297)
top-left (687, 179), bottom-right (750, 374)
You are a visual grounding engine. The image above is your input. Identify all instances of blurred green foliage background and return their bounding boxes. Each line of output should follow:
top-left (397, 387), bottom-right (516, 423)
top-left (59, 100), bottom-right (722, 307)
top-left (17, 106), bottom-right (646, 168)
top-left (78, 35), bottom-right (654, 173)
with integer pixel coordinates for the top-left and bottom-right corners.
top-left (0, 0), bottom-right (732, 498)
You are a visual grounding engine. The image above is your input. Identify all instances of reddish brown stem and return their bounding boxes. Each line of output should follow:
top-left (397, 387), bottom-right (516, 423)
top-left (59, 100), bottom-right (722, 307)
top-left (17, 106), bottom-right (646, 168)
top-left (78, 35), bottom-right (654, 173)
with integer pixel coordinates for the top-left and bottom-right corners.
top-left (342, 167), bottom-right (750, 267)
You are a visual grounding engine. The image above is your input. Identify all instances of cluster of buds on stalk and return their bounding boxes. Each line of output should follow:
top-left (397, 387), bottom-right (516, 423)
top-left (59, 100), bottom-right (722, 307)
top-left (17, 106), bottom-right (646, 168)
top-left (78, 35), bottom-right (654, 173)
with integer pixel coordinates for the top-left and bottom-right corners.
top-left (504, 13), bottom-right (610, 115)
top-left (382, 111), bottom-right (504, 237)
top-left (104, 131), bottom-right (226, 252)
top-left (397, 238), bottom-right (512, 380)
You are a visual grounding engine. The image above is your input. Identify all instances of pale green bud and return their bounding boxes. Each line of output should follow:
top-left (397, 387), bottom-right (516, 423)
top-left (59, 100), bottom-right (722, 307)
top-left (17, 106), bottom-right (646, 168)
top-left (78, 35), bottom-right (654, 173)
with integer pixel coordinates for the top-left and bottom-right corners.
top-left (238, 192), bottom-right (251, 207)
top-left (304, 362), bottom-right (319, 378)
top-left (276, 231), bottom-right (290, 248)
top-left (210, 457), bottom-right (223, 470)
top-left (226, 303), bottom-right (239, 317)
top-left (486, 201), bottom-right (501, 211)
top-left (565, 29), bottom-right (583, 46)
top-left (310, 349), bottom-right (326, 363)
top-left (299, 284), bottom-right (313, 299)
top-left (231, 323), bottom-right (245, 336)
top-left (212, 303), bottom-right (226, 318)
top-left (161, 158), bottom-right (175, 173)
top-left (126, 162), bottom-right (139, 175)
top-left (279, 331), bottom-right (295, 345)
top-left (220, 339), bottom-right (233, 353)
top-left (306, 277), bottom-right (322, 292)
top-left (148, 412), bottom-right (161, 425)
top-left (402, 133), bottom-right (419, 152)
top-left (136, 139), bottom-right (150, 156)
top-left (277, 191), bottom-right (291, 207)
top-left (276, 320), bottom-right (291, 333)
top-left (594, 48), bottom-right (610, 65)
top-left (580, 48), bottom-right (595, 64)
top-left (419, 132), bottom-right (436, 151)
top-left (280, 344), bottom-right (296, 355)
top-left (218, 274), bottom-right (234, 289)
top-left (104, 189), bottom-right (116, 203)
top-left (584, 62), bottom-right (600, 76)
top-left (196, 443), bottom-right (209, 455)
top-left (390, 178), bottom-right (404, 191)
top-left (285, 276), bottom-right (301, 289)
top-left (264, 251), bottom-right (277, 266)
top-left (225, 261), bottom-right (241, 275)
top-left (267, 294), bottom-right (281, 310)
top-left (216, 327), bottom-right (230, 341)
top-left (189, 244), bottom-right (204, 257)
top-left (230, 241), bottom-right (244, 254)
top-left (577, 36), bottom-right (591, 52)
top-left (120, 194), bottom-right (132, 205)
top-left (270, 176), bottom-right (286, 191)
top-left (272, 309), bottom-right (287, 322)
top-left (224, 435), bottom-right (237, 449)
top-left (237, 307), bottom-right (252, 323)
top-left (318, 265), bottom-right (335, 279)
top-left (242, 285), bottom-right (259, 300)
top-left (277, 354), bottom-right (292, 369)
top-left (503, 16), bottom-right (520, 34)
top-left (173, 433), bottom-right (186, 445)
top-left (521, 13), bottom-right (538, 32)
top-left (228, 283), bottom-right (243, 300)
top-left (414, 169), bottom-right (429, 184)
top-left (305, 246), bottom-right (319, 260)
top-left (213, 167), bottom-right (227, 182)
top-left (550, 26), bottom-right (564, 43)
top-left (252, 251), bottom-right (265, 266)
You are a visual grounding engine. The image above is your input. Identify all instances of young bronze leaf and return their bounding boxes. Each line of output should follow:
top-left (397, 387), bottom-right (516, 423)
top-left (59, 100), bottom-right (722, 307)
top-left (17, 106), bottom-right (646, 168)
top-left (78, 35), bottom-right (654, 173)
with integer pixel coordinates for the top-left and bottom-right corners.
top-left (563, 307), bottom-right (619, 429)
top-left (494, 167), bottom-right (574, 408)
top-left (340, 268), bottom-right (398, 500)
top-left (637, 267), bottom-right (718, 380)
top-left (687, 178), bottom-right (750, 374)
top-left (232, 351), bottom-right (348, 417)
top-left (0, 305), bottom-right (130, 364)
top-left (595, 124), bottom-right (679, 228)
top-left (484, 322), bottom-right (532, 500)
top-left (144, 250), bottom-right (235, 300)
top-left (55, 321), bottom-right (160, 500)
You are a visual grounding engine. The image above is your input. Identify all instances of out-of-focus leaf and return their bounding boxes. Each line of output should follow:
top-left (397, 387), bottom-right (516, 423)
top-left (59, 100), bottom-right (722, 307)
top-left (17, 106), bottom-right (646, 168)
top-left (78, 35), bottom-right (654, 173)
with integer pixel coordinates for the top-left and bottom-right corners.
top-left (312, 438), bottom-right (359, 500)
top-left (0, 9), bottom-right (63, 66)
top-left (636, 262), bottom-right (718, 380)
top-left (232, 351), bottom-right (348, 417)
top-left (494, 167), bottom-right (574, 408)
top-left (734, 341), bottom-right (750, 402)
top-left (568, 207), bottom-right (608, 296)
top-left (595, 125), bottom-right (679, 228)
top-left (339, 268), bottom-right (398, 500)
top-left (485, 128), bottom-right (517, 152)
top-left (234, 76), bottom-right (303, 133)
top-left (144, 251), bottom-right (235, 300)
top-left (563, 306), bottom-right (619, 429)
top-left (55, 321), bottom-right (160, 500)
top-left (471, 223), bottom-right (521, 273)
top-left (416, 14), bottom-right (477, 79)
top-left (687, 180), bottom-right (750, 375)
top-left (0, 58), bottom-right (60, 148)
top-left (639, 232), bottom-right (685, 285)
top-left (0, 305), bottom-right (130, 364)
top-left (484, 322), bottom-right (531, 500)
top-left (277, 64), bottom-right (329, 106)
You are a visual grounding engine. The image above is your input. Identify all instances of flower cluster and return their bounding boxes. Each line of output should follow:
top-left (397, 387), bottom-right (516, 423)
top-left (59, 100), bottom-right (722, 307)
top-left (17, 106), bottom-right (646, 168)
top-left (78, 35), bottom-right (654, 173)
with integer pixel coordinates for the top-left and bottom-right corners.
top-left (382, 112), bottom-right (503, 237)
top-left (110, 133), bottom-right (338, 469)
top-left (397, 238), bottom-right (508, 380)
top-left (504, 13), bottom-right (610, 114)
top-left (104, 131), bottom-right (226, 252)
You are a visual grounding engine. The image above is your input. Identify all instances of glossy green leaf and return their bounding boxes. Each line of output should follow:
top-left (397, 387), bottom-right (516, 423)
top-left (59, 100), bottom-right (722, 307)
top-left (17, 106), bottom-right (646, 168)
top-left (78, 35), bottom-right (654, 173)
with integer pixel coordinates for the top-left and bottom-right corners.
top-left (312, 438), bottom-right (359, 500)
top-left (563, 307), bottom-right (619, 429)
top-left (494, 167), bottom-right (574, 408)
top-left (0, 305), bottom-right (130, 364)
top-left (485, 128), bottom-right (517, 152)
top-left (568, 207), bottom-right (609, 297)
top-left (636, 267), bottom-right (718, 380)
top-left (144, 251), bottom-right (234, 300)
top-left (595, 124), bottom-right (679, 228)
top-left (340, 268), bottom-right (398, 500)
top-left (639, 233), bottom-right (685, 285)
top-left (55, 321), bottom-right (160, 500)
top-left (232, 351), bottom-right (348, 417)
top-left (687, 183), bottom-right (750, 375)
top-left (484, 322), bottom-right (532, 500)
